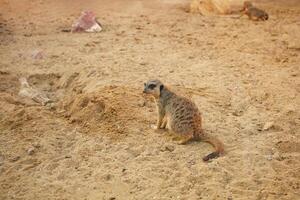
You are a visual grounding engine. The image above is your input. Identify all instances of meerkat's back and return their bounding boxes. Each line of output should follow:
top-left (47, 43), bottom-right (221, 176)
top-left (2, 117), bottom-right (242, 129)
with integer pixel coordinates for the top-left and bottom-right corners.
top-left (165, 95), bottom-right (202, 138)
top-left (246, 7), bottom-right (268, 21)
top-left (242, 1), bottom-right (268, 21)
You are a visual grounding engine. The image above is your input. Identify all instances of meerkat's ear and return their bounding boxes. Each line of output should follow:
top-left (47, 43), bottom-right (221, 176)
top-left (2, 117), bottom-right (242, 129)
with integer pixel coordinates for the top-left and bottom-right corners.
top-left (160, 84), bottom-right (164, 91)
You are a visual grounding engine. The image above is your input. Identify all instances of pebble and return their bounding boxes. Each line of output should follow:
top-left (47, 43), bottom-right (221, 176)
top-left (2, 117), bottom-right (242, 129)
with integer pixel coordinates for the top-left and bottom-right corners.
top-left (31, 50), bottom-right (44, 59)
top-left (104, 174), bottom-right (112, 181)
top-left (266, 155), bottom-right (273, 161)
top-left (161, 144), bottom-right (175, 152)
top-left (32, 142), bottom-right (41, 148)
top-left (187, 159), bottom-right (196, 166)
top-left (263, 121), bottom-right (274, 131)
top-left (10, 156), bottom-right (20, 162)
top-left (150, 124), bottom-right (156, 129)
top-left (27, 147), bottom-right (35, 155)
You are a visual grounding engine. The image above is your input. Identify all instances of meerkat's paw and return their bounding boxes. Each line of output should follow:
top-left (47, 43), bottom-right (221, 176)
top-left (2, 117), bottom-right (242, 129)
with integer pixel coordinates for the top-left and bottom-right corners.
top-left (178, 140), bottom-right (189, 145)
top-left (150, 124), bottom-right (157, 129)
top-left (171, 137), bottom-right (186, 145)
top-left (151, 124), bottom-right (166, 130)
top-left (177, 135), bottom-right (194, 145)
top-left (151, 124), bottom-right (167, 134)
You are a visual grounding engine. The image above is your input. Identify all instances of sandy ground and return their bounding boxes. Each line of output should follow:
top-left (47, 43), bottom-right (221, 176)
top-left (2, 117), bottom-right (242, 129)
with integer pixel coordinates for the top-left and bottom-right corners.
top-left (0, 0), bottom-right (299, 199)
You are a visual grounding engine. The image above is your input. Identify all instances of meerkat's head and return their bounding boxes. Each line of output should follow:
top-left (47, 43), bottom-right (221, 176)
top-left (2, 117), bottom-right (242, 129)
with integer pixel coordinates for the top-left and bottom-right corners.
top-left (143, 79), bottom-right (164, 98)
top-left (244, 1), bottom-right (253, 9)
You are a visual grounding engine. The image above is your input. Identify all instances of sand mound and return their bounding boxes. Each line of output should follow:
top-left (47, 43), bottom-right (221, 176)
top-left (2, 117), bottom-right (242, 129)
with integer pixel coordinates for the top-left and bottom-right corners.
top-left (0, 70), bottom-right (149, 139)
top-left (276, 141), bottom-right (300, 154)
top-left (58, 85), bottom-right (149, 139)
top-left (0, 71), bottom-right (19, 94)
top-left (0, 72), bottom-right (27, 118)
top-left (190, 0), bottom-right (244, 15)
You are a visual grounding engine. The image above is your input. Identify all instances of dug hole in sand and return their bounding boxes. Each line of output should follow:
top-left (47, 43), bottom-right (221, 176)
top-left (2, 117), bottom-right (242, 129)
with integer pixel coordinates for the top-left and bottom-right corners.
top-left (0, 0), bottom-right (299, 199)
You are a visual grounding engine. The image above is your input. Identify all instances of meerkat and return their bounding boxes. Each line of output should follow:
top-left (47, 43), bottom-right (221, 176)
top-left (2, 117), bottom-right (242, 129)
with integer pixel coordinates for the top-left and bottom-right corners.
top-left (240, 1), bottom-right (268, 21)
top-left (143, 79), bottom-right (224, 161)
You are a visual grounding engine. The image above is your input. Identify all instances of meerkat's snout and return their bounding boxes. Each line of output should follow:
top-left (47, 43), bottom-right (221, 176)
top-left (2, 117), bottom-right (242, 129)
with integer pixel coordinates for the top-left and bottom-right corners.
top-left (143, 83), bottom-right (147, 93)
top-left (143, 80), bottom-right (164, 97)
top-left (143, 82), bottom-right (156, 94)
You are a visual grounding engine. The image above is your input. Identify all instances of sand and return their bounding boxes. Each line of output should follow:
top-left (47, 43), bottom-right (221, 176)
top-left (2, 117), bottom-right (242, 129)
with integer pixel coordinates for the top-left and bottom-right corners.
top-left (0, 0), bottom-right (299, 199)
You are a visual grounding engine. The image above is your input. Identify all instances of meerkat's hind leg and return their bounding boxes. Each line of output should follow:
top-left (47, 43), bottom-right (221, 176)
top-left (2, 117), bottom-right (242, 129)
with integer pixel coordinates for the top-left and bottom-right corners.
top-left (160, 117), bottom-right (167, 129)
top-left (178, 133), bottom-right (194, 145)
top-left (238, 13), bottom-right (244, 18)
top-left (156, 116), bottom-right (163, 129)
top-left (251, 15), bottom-right (259, 21)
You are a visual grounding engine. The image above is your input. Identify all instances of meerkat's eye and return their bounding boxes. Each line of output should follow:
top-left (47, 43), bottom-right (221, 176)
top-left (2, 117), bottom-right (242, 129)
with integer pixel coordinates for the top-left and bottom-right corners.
top-left (144, 83), bottom-right (146, 87)
top-left (148, 84), bottom-right (156, 89)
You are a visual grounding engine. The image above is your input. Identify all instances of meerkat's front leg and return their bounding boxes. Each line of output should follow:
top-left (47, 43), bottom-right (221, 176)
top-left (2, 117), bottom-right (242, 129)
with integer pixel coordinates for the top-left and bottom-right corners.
top-left (237, 11), bottom-right (245, 19)
top-left (156, 113), bottom-right (164, 129)
top-left (156, 104), bottom-right (165, 129)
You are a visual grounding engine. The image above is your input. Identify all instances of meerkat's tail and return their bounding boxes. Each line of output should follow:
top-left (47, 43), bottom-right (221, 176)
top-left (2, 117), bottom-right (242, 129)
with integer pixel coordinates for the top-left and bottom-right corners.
top-left (264, 14), bottom-right (269, 20)
top-left (201, 135), bottom-right (224, 162)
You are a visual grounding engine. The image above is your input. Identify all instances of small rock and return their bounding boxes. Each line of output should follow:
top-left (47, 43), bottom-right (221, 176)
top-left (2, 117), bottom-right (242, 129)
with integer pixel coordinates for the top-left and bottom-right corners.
top-left (46, 103), bottom-right (56, 110)
top-left (31, 50), bottom-right (44, 59)
top-left (24, 33), bottom-right (32, 37)
top-left (109, 197), bottom-right (116, 200)
top-left (187, 159), bottom-right (196, 166)
top-left (71, 11), bottom-right (102, 33)
top-left (61, 29), bottom-right (71, 32)
top-left (161, 145), bottom-right (175, 152)
top-left (27, 147), bottom-right (35, 155)
top-left (266, 155), bottom-right (273, 161)
top-left (291, 72), bottom-right (298, 77)
top-left (150, 124), bottom-right (157, 129)
top-left (263, 122), bottom-right (274, 131)
top-left (10, 156), bottom-right (20, 162)
top-left (32, 142), bottom-right (41, 148)
top-left (104, 174), bottom-right (112, 181)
